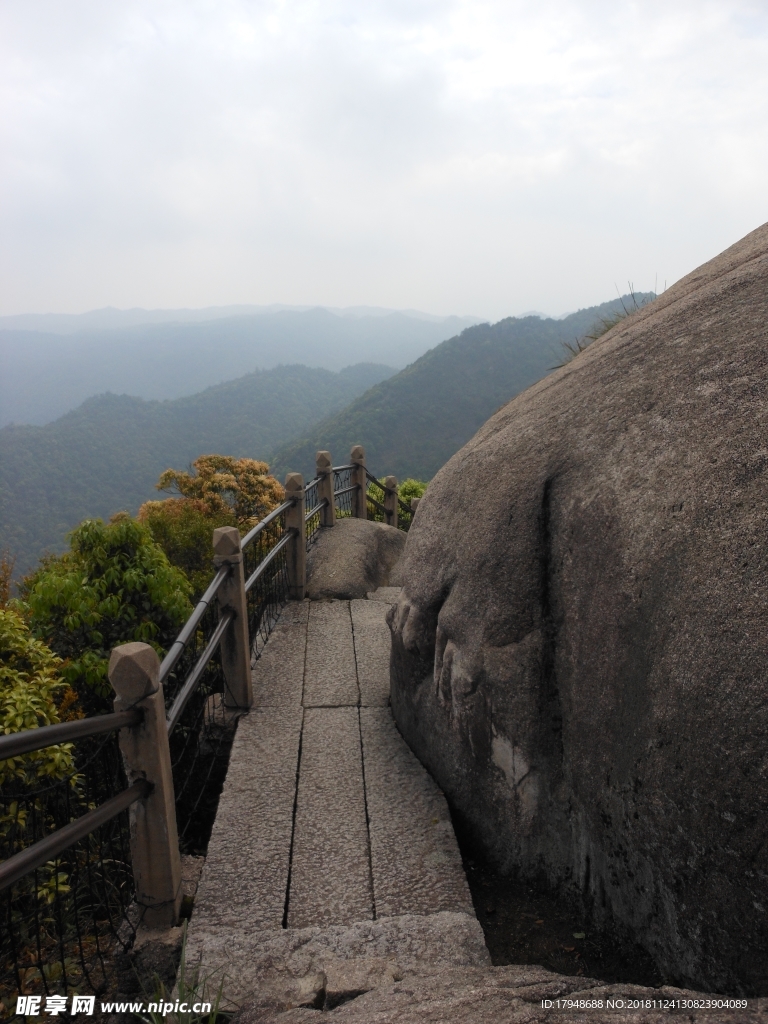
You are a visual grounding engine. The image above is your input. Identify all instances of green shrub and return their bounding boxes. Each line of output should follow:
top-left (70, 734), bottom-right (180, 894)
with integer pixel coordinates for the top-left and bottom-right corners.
top-left (398, 478), bottom-right (428, 506)
top-left (366, 477), bottom-right (428, 525)
top-left (138, 499), bottom-right (236, 598)
top-left (23, 515), bottom-right (192, 714)
top-left (0, 607), bottom-right (75, 787)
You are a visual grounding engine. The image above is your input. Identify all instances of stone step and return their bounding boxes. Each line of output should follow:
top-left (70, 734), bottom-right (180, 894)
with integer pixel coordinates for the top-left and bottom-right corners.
top-left (361, 707), bottom-right (474, 919)
top-left (189, 705), bottom-right (302, 933)
top-left (303, 601), bottom-right (358, 707)
top-left (366, 586), bottom-right (402, 603)
top-left (287, 707), bottom-right (373, 929)
top-left (251, 600), bottom-right (308, 708)
top-left (351, 599), bottom-right (391, 707)
top-left (186, 591), bottom-right (482, 1011)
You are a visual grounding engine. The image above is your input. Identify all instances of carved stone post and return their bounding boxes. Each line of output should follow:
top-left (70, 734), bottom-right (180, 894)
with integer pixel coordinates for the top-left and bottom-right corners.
top-left (384, 475), bottom-right (398, 529)
top-left (316, 451), bottom-right (335, 528)
top-left (284, 472), bottom-right (306, 599)
top-left (213, 526), bottom-right (252, 709)
top-left (410, 497), bottom-right (421, 513)
top-left (109, 643), bottom-right (182, 929)
top-left (350, 445), bottom-right (367, 520)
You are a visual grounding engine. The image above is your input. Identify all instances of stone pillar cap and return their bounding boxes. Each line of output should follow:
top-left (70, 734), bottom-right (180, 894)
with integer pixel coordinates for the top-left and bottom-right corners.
top-left (109, 642), bottom-right (160, 701)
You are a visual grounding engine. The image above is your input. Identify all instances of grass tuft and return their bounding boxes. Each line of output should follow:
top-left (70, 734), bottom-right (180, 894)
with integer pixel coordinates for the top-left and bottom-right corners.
top-left (551, 285), bottom-right (655, 368)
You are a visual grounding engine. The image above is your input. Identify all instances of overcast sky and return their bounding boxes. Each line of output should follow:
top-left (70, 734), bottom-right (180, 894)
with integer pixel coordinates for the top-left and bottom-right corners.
top-left (1, 1), bottom-right (767, 320)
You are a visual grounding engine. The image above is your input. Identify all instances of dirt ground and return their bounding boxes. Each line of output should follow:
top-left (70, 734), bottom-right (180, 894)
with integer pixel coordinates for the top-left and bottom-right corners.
top-left (461, 852), bottom-right (665, 987)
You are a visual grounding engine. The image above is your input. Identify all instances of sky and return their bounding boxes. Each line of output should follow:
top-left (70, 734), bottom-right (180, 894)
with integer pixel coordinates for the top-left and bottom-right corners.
top-left (1, 0), bottom-right (767, 321)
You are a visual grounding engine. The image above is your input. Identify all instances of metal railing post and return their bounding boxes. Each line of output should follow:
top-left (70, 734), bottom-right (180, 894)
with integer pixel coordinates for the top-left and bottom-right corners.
top-left (109, 643), bottom-right (182, 929)
top-left (284, 472), bottom-right (306, 599)
top-left (384, 475), bottom-right (398, 529)
top-left (316, 451), bottom-right (335, 528)
top-left (213, 526), bottom-right (252, 709)
top-left (351, 445), bottom-right (367, 520)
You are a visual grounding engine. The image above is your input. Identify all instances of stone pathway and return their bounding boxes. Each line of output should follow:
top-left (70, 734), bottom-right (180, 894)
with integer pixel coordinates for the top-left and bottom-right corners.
top-left (186, 594), bottom-right (488, 1010)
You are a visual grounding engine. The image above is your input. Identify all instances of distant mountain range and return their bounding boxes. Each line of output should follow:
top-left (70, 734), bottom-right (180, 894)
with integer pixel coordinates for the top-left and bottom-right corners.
top-left (0, 307), bottom-right (481, 427)
top-left (0, 295), bottom-right (655, 578)
top-left (0, 363), bottom-right (394, 576)
top-left (0, 303), bottom-right (483, 334)
top-left (270, 296), bottom-right (655, 482)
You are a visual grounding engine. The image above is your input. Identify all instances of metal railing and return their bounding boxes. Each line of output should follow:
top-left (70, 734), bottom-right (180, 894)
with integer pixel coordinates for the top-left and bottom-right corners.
top-left (1, 714), bottom-right (140, 1002)
top-left (364, 469), bottom-right (415, 531)
top-left (1, 444), bottom-right (417, 1007)
top-left (0, 493), bottom-right (301, 1008)
top-left (243, 499), bottom-right (294, 656)
top-left (303, 476), bottom-right (326, 549)
top-left (333, 464), bottom-right (356, 517)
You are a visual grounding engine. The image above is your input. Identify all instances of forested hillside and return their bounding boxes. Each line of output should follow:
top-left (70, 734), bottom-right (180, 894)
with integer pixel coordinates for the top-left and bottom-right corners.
top-left (0, 307), bottom-right (479, 426)
top-left (271, 297), bottom-right (654, 481)
top-left (1, 362), bottom-right (393, 574)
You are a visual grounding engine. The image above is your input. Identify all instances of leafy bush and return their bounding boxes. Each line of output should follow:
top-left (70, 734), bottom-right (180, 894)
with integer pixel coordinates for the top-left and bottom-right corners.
top-left (139, 455), bottom-right (284, 596)
top-left (366, 477), bottom-right (428, 525)
top-left (0, 607), bottom-right (75, 787)
top-left (398, 478), bottom-right (428, 506)
top-left (23, 515), bottom-right (192, 714)
top-left (0, 549), bottom-right (14, 609)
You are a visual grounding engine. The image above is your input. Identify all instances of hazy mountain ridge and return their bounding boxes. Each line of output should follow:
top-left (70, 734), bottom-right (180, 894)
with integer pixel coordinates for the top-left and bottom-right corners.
top-left (0, 303), bottom-right (482, 334)
top-left (0, 362), bottom-right (394, 575)
top-left (270, 296), bottom-right (655, 482)
top-left (0, 307), bottom-right (482, 426)
top-left (0, 295), bottom-right (652, 576)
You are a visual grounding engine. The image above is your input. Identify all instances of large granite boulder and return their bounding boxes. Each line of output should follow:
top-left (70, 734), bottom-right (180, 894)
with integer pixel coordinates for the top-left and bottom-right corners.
top-left (306, 518), bottom-right (405, 600)
top-left (388, 223), bottom-right (768, 994)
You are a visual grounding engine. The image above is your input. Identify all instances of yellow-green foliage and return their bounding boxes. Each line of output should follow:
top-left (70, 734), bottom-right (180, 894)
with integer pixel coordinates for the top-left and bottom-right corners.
top-left (24, 515), bottom-right (192, 713)
top-left (398, 478), bottom-right (428, 506)
top-left (366, 477), bottom-right (428, 523)
top-left (0, 607), bottom-right (75, 787)
top-left (139, 455), bottom-right (285, 595)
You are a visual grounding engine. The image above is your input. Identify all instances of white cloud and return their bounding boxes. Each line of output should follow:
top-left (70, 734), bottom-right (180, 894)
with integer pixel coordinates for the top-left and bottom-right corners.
top-left (1, 0), bottom-right (767, 318)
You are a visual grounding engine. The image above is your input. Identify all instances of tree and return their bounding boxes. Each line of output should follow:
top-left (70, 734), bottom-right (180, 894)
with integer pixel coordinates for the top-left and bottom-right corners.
top-left (0, 607), bottom-right (75, 787)
top-left (139, 455), bottom-right (284, 595)
top-left (23, 515), bottom-right (192, 714)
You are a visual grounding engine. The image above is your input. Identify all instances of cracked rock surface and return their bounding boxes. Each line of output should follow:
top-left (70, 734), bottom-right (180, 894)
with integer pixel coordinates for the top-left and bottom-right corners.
top-left (388, 222), bottom-right (768, 994)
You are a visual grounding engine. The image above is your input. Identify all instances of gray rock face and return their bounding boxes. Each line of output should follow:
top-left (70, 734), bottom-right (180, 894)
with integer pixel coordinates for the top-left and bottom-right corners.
top-left (388, 223), bottom-right (768, 994)
top-left (239, 965), bottom-right (767, 1023)
top-left (196, 912), bottom-right (488, 1012)
top-left (306, 518), bottom-right (405, 599)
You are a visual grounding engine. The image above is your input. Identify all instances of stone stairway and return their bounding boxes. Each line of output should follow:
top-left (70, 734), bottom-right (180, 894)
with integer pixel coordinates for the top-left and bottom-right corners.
top-left (185, 593), bottom-right (488, 1011)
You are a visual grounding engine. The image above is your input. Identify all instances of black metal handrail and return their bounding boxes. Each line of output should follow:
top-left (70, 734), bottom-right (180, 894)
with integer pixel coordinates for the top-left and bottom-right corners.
top-left (159, 564), bottom-right (230, 683)
top-left (367, 495), bottom-right (387, 515)
top-left (305, 498), bottom-right (329, 521)
top-left (333, 464), bottom-right (356, 472)
top-left (0, 708), bottom-right (143, 761)
top-left (0, 779), bottom-right (150, 893)
top-left (241, 498), bottom-right (295, 549)
top-left (165, 609), bottom-right (235, 735)
top-left (398, 496), bottom-right (414, 514)
top-left (244, 529), bottom-right (295, 592)
top-left (365, 468), bottom-right (395, 494)
top-left (334, 484), bottom-right (358, 498)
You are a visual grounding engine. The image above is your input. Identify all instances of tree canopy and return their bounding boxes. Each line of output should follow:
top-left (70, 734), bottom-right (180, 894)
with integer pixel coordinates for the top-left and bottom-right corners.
top-left (24, 515), bottom-right (192, 712)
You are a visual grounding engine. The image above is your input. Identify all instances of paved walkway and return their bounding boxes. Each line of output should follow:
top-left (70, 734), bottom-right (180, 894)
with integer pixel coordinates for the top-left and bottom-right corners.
top-left (186, 591), bottom-right (488, 1010)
